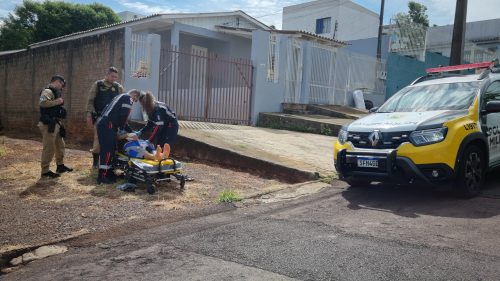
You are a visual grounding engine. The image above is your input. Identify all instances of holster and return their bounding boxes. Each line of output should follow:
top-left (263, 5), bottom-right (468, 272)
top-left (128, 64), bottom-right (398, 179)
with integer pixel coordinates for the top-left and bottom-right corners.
top-left (40, 115), bottom-right (56, 133)
top-left (48, 120), bottom-right (56, 133)
top-left (59, 124), bottom-right (66, 138)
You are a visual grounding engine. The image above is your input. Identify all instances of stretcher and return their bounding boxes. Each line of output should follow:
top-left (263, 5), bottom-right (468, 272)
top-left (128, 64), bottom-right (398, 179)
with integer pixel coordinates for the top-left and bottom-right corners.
top-left (114, 152), bottom-right (186, 194)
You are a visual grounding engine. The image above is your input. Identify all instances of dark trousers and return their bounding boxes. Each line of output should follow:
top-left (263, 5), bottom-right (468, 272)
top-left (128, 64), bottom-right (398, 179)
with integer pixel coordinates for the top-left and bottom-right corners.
top-left (96, 117), bottom-right (116, 178)
top-left (157, 121), bottom-right (179, 148)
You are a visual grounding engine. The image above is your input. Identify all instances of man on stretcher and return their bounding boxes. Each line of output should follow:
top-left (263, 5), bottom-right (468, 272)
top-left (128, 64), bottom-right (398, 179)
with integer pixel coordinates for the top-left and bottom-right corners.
top-left (118, 130), bottom-right (170, 161)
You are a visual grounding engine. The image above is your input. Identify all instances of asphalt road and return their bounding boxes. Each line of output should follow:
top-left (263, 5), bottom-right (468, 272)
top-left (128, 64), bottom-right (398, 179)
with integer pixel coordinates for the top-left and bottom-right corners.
top-left (3, 179), bottom-right (500, 281)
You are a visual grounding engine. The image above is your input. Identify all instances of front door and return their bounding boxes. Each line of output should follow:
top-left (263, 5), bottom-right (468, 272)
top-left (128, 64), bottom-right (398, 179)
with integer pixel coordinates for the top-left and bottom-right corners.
top-left (482, 81), bottom-right (500, 165)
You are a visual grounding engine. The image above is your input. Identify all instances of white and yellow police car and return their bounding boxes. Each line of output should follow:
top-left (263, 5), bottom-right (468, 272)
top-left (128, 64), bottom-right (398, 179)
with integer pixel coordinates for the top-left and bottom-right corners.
top-left (334, 61), bottom-right (500, 197)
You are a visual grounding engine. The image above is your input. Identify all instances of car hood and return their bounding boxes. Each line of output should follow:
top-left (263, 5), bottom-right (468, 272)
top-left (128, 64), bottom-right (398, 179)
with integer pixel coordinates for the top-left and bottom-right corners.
top-left (346, 110), bottom-right (469, 132)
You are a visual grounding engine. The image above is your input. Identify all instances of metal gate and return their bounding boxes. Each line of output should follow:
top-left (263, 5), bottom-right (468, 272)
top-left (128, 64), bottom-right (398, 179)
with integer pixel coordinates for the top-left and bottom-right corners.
top-left (284, 39), bottom-right (303, 103)
top-left (158, 46), bottom-right (253, 125)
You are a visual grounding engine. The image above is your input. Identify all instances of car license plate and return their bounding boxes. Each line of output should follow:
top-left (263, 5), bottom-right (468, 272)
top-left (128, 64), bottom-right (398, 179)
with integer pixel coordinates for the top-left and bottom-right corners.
top-left (357, 158), bottom-right (378, 168)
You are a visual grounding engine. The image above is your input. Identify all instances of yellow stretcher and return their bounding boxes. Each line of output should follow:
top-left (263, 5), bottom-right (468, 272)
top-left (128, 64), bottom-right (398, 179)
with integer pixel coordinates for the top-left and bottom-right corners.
top-left (115, 152), bottom-right (186, 194)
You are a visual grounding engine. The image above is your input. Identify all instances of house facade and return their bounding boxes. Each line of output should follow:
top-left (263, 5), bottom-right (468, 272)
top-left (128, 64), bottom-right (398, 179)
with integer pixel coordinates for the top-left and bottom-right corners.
top-left (282, 0), bottom-right (379, 42)
top-left (0, 10), bottom-right (351, 139)
top-left (0, 11), bottom-right (270, 139)
top-left (425, 18), bottom-right (500, 63)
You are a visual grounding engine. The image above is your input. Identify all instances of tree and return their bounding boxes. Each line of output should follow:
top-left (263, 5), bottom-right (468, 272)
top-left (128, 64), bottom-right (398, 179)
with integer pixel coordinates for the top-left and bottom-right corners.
top-left (0, 0), bottom-right (121, 51)
top-left (408, 1), bottom-right (429, 27)
top-left (394, 1), bottom-right (430, 27)
top-left (389, 1), bottom-right (430, 59)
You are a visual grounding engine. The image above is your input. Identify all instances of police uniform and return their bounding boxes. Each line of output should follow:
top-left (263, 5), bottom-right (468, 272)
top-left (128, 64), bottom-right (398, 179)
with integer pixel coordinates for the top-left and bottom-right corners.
top-left (38, 85), bottom-right (71, 177)
top-left (140, 102), bottom-right (179, 148)
top-left (86, 80), bottom-right (124, 166)
top-left (96, 93), bottom-right (133, 184)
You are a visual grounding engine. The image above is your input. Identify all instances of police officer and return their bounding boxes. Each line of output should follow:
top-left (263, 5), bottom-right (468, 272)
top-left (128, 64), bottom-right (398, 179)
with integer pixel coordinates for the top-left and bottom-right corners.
top-left (96, 90), bottom-right (141, 184)
top-left (86, 67), bottom-right (125, 168)
top-left (138, 91), bottom-right (179, 149)
top-left (38, 75), bottom-right (73, 178)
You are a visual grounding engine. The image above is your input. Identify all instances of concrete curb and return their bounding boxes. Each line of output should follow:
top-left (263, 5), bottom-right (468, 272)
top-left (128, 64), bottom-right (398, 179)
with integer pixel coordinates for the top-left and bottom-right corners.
top-left (174, 135), bottom-right (319, 184)
top-left (242, 180), bottom-right (323, 199)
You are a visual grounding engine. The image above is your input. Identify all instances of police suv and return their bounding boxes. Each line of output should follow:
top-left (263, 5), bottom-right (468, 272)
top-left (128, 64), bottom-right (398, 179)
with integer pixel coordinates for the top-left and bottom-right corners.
top-left (334, 61), bottom-right (500, 197)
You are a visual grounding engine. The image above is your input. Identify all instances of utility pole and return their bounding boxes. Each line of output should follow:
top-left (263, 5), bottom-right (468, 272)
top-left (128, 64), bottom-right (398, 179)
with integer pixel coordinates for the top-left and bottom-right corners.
top-left (376, 0), bottom-right (385, 60)
top-left (449, 0), bottom-right (467, 65)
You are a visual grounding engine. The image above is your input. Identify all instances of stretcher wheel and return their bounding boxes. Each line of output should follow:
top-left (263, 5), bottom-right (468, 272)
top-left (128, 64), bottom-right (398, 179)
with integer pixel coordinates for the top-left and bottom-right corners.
top-left (147, 184), bottom-right (155, 195)
top-left (180, 176), bottom-right (186, 190)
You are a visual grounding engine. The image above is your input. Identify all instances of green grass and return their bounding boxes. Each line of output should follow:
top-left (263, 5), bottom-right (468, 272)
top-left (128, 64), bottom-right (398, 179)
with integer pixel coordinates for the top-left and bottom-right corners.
top-left (319, 173), bottom-right (338, 184)
top-left (218, 190), bottom-right (242, 203)
top-left (320, 125), bottom-right (333, 136)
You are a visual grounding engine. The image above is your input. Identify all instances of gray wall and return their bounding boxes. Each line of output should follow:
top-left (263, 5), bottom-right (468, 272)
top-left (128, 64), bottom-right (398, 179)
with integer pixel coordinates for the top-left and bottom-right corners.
top-left (346, 35), bottom-right (390, 60)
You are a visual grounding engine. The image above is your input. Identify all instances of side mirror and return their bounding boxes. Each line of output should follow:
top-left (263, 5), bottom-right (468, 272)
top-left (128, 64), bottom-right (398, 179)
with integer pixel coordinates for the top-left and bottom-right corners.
top-left (369, 107), bottom-right (379, 113)
top-left (484, 101), bottom-right (500, 114)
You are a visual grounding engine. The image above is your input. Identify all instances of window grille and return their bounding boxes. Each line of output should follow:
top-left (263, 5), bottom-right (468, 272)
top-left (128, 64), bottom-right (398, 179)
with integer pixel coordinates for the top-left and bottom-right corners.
top-left (130, 33), bottom-right (151, 78)
top-left (267, 34), bottom-right (279, 83)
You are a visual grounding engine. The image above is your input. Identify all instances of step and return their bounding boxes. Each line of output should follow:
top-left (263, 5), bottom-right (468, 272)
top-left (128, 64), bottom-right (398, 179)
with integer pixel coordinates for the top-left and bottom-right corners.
top-left (257, 112), bottom-right (353, 137)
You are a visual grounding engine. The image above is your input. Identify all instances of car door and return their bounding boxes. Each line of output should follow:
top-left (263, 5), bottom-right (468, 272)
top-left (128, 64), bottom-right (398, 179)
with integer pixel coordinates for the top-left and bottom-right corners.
top-left (481, 80), bottom-right (500, 165)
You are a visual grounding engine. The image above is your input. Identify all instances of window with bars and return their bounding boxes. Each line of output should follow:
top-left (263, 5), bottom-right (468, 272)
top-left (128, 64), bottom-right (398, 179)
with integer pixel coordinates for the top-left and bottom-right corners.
top-left (130, 33), bottom-right (151, 78)
top-left (267, 34), bottom-right (279, 83)
top-left (315, 17), bottom-right (331, 34)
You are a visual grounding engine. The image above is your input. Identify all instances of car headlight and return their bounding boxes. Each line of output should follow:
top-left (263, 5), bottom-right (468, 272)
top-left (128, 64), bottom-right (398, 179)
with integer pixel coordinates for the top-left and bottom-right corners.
top-left (338, 127), bottom-right (348, 144)
top-left (409, 127), bottom-right (447, 146)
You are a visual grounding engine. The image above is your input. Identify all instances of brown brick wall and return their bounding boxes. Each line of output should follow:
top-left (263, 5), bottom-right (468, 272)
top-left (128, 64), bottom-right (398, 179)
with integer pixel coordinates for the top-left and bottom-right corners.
top-left (0, 28), bottom-right (125, 144)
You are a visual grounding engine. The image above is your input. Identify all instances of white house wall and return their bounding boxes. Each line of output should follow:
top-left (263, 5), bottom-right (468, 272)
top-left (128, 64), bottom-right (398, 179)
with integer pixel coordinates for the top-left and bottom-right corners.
top-left (336, 5), bottom-right (378, 41)
top-left (282, 0), bottom-right (379, 41)
top-left (158, 22), bottom-right (252, 59)
top-left (251, 30), bottom-right (288, 125)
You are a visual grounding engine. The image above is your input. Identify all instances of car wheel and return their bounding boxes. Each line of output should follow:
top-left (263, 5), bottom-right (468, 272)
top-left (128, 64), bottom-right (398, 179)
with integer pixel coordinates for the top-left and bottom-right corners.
top-left (346, 179), bottom-right (371, 187)
top-left (454, 145), bottom-right (484, 198)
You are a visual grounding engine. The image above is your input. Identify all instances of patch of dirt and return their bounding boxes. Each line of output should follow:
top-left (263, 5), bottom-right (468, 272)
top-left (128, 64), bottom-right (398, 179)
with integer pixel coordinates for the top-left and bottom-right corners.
top-left (0, 136), bottom-right (285, 254)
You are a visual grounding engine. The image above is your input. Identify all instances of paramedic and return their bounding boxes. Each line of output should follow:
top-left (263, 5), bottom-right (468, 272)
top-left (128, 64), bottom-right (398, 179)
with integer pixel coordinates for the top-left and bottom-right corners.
top-left (86, 66), bottom-right (125, 168)
top-left (96, 90), bottom-right (141, 184)
top-left (38, 75), bottom-right (73, 178)
top-left (137, 91), bottom-right (179, 148)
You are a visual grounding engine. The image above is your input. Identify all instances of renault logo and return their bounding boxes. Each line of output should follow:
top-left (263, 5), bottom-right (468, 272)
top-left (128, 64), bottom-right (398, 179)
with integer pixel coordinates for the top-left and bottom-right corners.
top-left (368, 130), bottom-right (381, 147)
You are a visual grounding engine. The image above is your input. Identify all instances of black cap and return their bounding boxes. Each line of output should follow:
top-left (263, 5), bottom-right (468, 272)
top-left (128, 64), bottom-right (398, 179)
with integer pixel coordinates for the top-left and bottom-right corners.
top-left (51, 75), bottom-right (66, 86)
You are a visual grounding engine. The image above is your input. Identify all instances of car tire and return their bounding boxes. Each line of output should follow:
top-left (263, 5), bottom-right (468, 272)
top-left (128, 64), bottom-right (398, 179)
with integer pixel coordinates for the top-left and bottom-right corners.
top-left (364, 100), bottom-right (374, 110)
top-left (346, 179), bottom-right (371, 187)
top-left (454, 145), bottom-right (484, 198)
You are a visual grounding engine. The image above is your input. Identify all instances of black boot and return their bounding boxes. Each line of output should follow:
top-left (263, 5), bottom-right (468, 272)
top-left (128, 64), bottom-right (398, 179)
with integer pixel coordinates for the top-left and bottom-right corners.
top-left (97, 170), bottom-right (116, 185)
top-left (92, 153), bottom-right (99, 169)
top-left (56, 164), bottom-right (73, 173)
top-left (42, 171), bottom-right (60, 178)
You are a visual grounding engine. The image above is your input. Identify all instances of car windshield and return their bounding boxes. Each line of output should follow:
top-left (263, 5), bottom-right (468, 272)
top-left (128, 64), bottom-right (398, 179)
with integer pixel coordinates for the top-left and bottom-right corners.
top-left (378, 81), bottom-right (481, 112)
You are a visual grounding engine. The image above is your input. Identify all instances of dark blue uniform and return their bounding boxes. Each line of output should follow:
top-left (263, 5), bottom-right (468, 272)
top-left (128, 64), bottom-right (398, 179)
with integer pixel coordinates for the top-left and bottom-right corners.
top-left (140, 102), bottom-right (179, 148)
top-left (96, 94), bottom-right (133, 182)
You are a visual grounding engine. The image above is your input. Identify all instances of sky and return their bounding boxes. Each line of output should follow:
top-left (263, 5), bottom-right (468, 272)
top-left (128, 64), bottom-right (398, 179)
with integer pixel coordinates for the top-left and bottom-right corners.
top-left (1, 0), bottom-right (499, 29)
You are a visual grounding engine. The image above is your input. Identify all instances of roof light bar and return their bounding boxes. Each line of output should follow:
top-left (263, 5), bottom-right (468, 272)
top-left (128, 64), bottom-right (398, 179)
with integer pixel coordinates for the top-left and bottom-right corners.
top-left (426, 61), bottom-right (494, 74)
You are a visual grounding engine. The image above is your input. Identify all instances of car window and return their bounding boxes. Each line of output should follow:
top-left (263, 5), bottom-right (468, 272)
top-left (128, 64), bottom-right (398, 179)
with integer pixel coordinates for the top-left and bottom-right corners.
top-left (483, 81), bottom-right (500, 104)
top-left (378, 82), bottom-right (481, 112)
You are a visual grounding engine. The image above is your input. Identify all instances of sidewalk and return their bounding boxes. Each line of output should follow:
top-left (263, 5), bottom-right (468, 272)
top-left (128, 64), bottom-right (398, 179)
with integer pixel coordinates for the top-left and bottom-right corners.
top-left (177, 121), bottom-right (337, 181)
